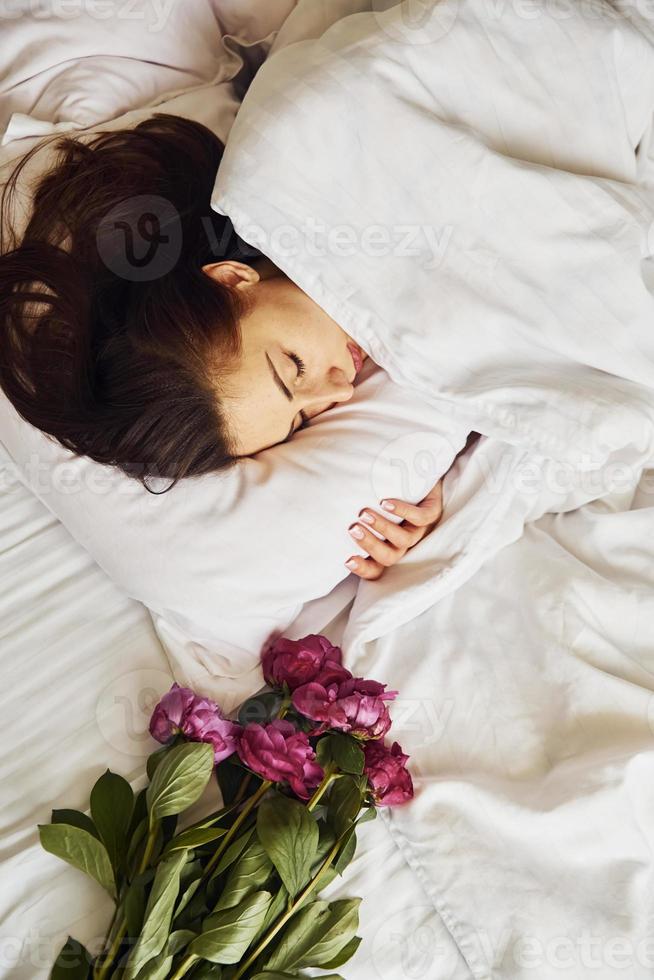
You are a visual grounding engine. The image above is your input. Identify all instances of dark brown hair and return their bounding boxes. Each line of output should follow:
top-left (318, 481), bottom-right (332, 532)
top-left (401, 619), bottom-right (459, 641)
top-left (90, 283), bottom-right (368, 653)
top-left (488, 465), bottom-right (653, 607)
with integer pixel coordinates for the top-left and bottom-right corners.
top-left (0, 114), bottom-right (256, 491)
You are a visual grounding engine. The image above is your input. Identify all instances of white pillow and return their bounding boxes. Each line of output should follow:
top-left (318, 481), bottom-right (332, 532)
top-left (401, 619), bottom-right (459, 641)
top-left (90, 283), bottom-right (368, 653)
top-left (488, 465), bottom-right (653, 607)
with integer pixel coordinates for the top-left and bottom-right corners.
top-left (0, 358), bottom-right (469, 692)
top-left (0, 0), bottom-right (255, 144)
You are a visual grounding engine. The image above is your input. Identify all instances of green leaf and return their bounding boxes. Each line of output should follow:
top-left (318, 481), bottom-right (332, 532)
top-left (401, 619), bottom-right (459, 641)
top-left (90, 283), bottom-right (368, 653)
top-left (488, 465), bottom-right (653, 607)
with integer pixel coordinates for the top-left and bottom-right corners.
top-left (263, 897), bottom-right (359, 973)
top-left (123, 848), bottom-right (188, 979)
top-left (299, 898), bottom-right (361, 968)
top-left (253, 975), bottom-right (343, 980)
top-left (315, 864), bottom-right (339, 891)
top-left (212, 841), bottom-right (272, 912)
top-left (51, 809), bottom-right (99, 840)
top-left (327, 734), bottom-right (365, 775)
top-left (133, 929), bottom-right (196, 980)
top-left (126, 816), bottom-right (149, 874)
top-left (126, 789), bottom-right (148, 871)
top-left (326, 776), bottom-right (363, 838)
top-left (215, 757), bottom-right (251, 807)
top-left (38, 823), bottom-right (115, 898)
top-left (237, 691), bottom-right (284, 727)
top-left (163, 825), bottom-right (227, 855)
top-left (127, 788), bottom-right (148, 836)
top-left (146, 742), bottom-right (215, 823)
top-left (334, 826), bottom-right (357, 876)
top-left (173, 859), bottom-right (203, 921)
top-left (90, 769), bottom-right (134, 885)
top-left (250, 974), bottom-right (299, 980)
top-left (315, 737), bottom-right (334, 769)
top-left (147, 744), bottom-right (172, 781)
top-left (252, 975), bottom-right (345, 980)
top-left (188, 891), bottom-right (272, 964)
top-left (251, 884), bottom-right (288, 945)
top-left (124, 874), bottom-right (149, 937)
top-left (256, 796), bottom-right (319, 899)
top-left (357, 804), bottom-right (378, 824)
top-left (50, 936), bottom-right (93, 979)
top-left (262, 901), bottom-right (329, 972)
top-left (320, 934), bottom-right (362, 969)
top-left (313, 821), bottom-right (336, 867)
top-left (190, 964), bottom-right (223, 978)
top-left (209, 827), bottom-right (255, 880)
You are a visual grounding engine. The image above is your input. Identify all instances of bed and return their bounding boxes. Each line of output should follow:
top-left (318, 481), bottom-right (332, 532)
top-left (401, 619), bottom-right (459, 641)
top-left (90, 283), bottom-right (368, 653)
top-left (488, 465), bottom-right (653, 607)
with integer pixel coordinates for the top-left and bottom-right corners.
top-left (2, 2), bottom-right (654, 979)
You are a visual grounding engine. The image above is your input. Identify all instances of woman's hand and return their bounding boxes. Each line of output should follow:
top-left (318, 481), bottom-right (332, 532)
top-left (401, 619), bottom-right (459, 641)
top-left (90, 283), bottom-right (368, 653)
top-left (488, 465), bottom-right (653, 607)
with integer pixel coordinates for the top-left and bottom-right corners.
top-left (344, 478), bottom-right (444, 581)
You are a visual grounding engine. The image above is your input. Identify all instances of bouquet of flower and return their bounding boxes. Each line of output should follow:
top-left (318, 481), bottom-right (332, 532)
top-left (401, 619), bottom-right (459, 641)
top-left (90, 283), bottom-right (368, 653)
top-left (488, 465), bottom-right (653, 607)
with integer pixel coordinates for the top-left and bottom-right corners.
top-left (40, 634), bottom-right (413, 979)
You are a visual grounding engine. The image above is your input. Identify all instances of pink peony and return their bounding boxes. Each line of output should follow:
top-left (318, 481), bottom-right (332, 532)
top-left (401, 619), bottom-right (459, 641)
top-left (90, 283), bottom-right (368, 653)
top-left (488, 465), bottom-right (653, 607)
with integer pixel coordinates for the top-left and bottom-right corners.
top-left (291, 676), bottom-right (397, 740)
top-left (363, 740), bottom-right (414, 806)
top-left (261, 633), bottom-right (351, 692)
top-left (149, 682), bottom-right (241, 764)
top-left (237, 720), bottom-right (324, 800)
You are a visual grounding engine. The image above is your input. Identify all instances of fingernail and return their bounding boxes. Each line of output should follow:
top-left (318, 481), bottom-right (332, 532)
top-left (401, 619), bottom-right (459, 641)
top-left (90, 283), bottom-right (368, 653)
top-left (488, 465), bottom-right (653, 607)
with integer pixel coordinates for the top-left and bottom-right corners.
top-left (359, 510), bottom-right (374, 524)
top-left (348, 524), bottom-right (364, 540)
top-left (381, 500), bottom-right (395, 512)
top-left (345, 558), bottom-right (358, 569)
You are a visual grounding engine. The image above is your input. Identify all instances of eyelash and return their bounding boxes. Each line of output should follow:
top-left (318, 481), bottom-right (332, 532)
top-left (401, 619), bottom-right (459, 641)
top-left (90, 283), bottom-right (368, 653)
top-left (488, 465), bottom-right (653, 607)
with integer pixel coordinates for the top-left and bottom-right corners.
top-left (288, 352), bottom-right (306, 378)
top-left (285, 353), bottom-right (309, 438)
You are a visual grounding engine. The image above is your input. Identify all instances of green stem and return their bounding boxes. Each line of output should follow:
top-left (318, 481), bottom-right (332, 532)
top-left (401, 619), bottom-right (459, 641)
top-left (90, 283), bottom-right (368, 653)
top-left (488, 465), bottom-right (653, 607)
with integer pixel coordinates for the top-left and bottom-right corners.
top-left (201, 780), bottom-right (272, 885)
top-left (277, 699), bottom-right (291, 720)
top-left (139, 823), bottom-right (158, 873)
top-left (306, 766), bottom-right (337, 812)
top-left (177, 772), bottom-right (250, 837)
top-left (93, 824), bottom-right (158, 979)
top-left (93, 914), bottom-right (128, 980)
top-left (169, 952), bottom-right (199, 980)
top-left (231, 830), bottom-right (347, 980)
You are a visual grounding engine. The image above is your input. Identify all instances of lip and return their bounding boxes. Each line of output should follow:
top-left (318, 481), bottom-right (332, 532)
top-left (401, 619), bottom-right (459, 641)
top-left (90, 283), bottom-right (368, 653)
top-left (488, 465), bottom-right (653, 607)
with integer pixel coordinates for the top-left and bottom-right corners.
top-left (347, 343), bottom-right (364, 377)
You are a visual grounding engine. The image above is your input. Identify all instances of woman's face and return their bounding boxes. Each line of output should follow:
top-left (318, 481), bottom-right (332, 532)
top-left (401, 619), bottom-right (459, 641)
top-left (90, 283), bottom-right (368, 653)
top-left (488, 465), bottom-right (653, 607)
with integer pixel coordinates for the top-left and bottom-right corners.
top-left (203, 258), bottom-right (367, 456)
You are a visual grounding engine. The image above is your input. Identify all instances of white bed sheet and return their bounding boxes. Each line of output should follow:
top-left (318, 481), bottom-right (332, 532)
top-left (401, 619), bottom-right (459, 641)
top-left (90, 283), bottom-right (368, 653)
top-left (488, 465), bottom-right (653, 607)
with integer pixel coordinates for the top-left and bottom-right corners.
top-left (0, 446), bottom-right (471, 980)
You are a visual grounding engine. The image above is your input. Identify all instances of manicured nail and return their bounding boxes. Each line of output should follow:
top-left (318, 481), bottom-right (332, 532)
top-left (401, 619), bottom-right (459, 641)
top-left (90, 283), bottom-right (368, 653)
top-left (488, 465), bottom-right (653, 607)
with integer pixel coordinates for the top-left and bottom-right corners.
top-left (381, 500), bottom-right (395, 512)
top-left (359, 510), bottom-right (375, 524)
top-left (349, 524), bottom-right (364, 540)
top-left (345, 558), bottom-right (358, 569)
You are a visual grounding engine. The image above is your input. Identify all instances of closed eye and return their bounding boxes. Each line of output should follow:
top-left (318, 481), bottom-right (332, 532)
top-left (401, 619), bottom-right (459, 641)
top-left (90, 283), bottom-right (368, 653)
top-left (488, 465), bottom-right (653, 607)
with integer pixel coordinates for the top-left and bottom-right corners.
top-left (288, 352), bottom-right (306, 378)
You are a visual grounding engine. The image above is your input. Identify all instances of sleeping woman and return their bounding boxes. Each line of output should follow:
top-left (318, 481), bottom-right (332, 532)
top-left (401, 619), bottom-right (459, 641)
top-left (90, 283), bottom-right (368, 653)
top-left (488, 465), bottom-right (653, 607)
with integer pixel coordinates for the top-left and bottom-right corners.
top-left (0, 115), bottom-right (446, 582)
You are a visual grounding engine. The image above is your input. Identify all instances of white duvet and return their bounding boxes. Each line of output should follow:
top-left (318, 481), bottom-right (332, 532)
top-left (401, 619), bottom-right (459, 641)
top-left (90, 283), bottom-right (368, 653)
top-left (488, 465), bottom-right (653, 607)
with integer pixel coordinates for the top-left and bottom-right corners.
top-left (211, 1), bottom-right (654, 976)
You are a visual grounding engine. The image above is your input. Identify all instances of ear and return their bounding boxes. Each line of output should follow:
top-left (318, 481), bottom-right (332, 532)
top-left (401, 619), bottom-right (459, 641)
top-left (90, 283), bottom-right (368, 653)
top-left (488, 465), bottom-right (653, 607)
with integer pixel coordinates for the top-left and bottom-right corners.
top-left (201, 260), bottom-right (260, 289)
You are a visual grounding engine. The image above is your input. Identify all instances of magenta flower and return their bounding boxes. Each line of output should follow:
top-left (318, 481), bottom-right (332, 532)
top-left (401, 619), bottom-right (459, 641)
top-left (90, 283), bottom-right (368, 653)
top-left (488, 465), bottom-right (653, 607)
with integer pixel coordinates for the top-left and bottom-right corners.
top-left (363, 740), bottom-right (414, 806)
top-left (237, 720), bottom-right (324, 800)
top-left (149, 682), bottom-right (241, 764)
top-left (292, 676), bottom-right (397, 740)
top-left (261, 633), bottom-right (351, 692)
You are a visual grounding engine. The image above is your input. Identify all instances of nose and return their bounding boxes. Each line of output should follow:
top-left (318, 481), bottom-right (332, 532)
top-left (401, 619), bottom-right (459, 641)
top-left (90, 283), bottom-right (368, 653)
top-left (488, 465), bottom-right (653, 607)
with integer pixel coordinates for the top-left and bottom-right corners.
top-left (301, 366), bottom-right (353, 415)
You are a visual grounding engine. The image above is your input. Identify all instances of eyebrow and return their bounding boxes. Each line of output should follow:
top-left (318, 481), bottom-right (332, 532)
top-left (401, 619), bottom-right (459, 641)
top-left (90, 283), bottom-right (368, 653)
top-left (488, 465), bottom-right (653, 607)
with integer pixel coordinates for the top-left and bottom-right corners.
top-left (265, 351), bottom-right (307, 443)
top-left (266, 352), bottom-right (292, 402)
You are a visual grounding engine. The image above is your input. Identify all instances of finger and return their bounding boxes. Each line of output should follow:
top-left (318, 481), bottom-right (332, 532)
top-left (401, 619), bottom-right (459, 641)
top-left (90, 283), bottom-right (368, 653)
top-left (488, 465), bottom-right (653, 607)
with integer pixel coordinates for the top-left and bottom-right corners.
top-left (344, 554), bottom-right (385, 581)
top-left (348, 522), bottom-right (400, 567)
top-left (357, 509), bottom-right (423, 549)
top-left (380, 484), bottom-right (443, 528)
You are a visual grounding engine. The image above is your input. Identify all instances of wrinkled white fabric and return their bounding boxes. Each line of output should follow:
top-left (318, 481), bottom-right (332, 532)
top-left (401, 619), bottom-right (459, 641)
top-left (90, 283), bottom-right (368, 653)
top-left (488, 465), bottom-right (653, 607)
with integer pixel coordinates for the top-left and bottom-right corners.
top-left (213, 0), bottom-right (654, 474)
top-left (210, 2), bottom-right (654, 974)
